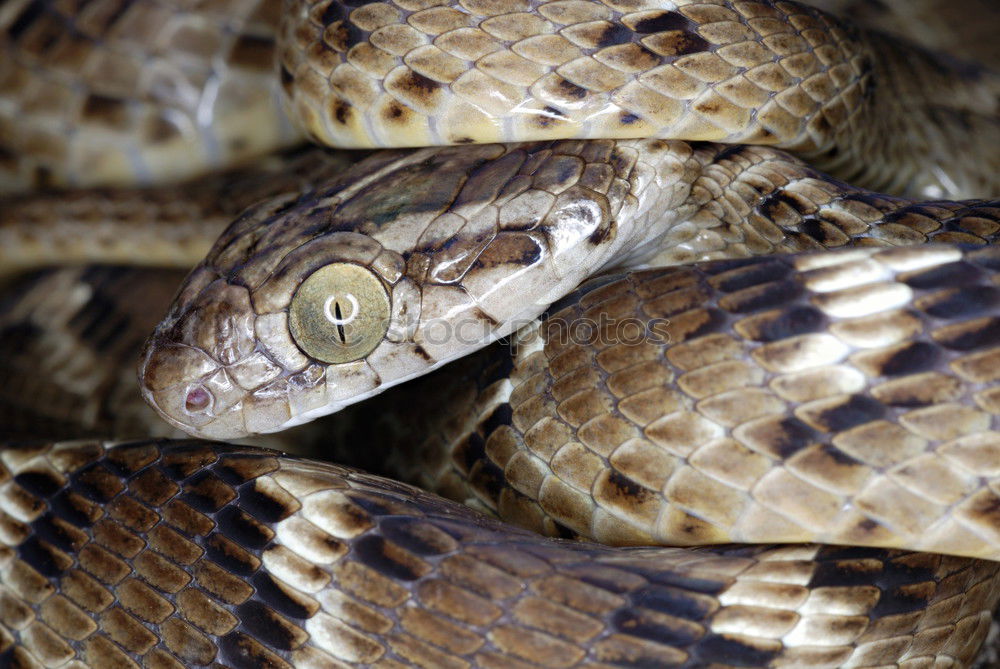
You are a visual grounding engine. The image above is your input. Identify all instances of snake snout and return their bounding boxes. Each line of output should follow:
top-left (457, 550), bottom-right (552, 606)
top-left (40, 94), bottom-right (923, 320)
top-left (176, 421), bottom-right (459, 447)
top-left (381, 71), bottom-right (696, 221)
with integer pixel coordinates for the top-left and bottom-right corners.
top-left (138, 279), bottom-right (261, 439)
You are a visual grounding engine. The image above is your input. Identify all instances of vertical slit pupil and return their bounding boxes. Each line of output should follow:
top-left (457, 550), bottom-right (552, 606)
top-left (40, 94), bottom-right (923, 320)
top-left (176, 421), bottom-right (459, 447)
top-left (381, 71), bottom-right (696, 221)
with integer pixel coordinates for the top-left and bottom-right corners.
top-left (334, 301), bottom-right (347, 343)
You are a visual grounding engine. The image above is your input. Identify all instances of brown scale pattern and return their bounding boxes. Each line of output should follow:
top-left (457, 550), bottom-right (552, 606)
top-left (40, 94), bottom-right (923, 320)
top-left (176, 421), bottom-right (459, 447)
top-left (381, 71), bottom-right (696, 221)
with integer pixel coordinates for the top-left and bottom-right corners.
top-left (0, 147), bottom-right (356, 281)
top-left (284, 0), bottom-right (1000, 198)
top-left (0, 0), bottom-right (300, 191)
top-left (1, 439), bottom-right (998, 667)
top-left (139, 137), bottom-right (1000, 441)
top-left (430, 245), bottom-right (1000, 559)
top-left (0, 266), bottom-right (188, 441)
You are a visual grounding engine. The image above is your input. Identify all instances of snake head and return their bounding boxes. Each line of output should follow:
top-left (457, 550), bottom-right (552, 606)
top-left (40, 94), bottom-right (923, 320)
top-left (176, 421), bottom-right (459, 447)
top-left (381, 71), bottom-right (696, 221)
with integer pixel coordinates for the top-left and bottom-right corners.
top-left (139, 142), bottom-right (646, 439)
top-left (138, 220), bottom-right (422, 439)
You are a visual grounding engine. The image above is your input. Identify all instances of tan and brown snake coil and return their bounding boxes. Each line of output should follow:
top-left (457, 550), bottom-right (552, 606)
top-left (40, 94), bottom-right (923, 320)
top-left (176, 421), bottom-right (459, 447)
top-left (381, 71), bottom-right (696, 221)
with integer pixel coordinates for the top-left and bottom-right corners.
top-left (1, 0), bottom-right (1000, 666)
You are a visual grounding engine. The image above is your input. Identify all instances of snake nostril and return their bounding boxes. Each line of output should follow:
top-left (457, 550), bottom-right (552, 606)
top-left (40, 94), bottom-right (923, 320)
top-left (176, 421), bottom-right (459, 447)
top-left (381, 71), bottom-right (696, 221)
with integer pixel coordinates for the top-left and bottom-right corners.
top-left (185, 386), bottom-right (211, 413)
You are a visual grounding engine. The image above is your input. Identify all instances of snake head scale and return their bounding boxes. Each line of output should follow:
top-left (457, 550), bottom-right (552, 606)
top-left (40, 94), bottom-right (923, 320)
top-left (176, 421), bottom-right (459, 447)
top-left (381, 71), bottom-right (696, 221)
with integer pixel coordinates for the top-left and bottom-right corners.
top-left (137, 176), bottom-right (427, 440)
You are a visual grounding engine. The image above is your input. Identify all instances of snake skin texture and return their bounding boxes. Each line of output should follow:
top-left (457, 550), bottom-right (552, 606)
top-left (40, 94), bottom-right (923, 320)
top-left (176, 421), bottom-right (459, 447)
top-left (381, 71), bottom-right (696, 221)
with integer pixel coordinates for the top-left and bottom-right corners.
top-left (0, 0), bottom-right (301, 192)
top-left (0, 147), bottom-right (357, 283)
top-left (0, 266), bottom-right (189, 441)
top-left (139, 139), bottom-right (1000, 441)
top-left (1, 439), bottom-right (999, 668)
top-left (393, 245), bottom-right (1000, 557)
top-left (282, 0), bottom-right (1000, 199)
top-left (2, 0), bottom-right (1000, 665)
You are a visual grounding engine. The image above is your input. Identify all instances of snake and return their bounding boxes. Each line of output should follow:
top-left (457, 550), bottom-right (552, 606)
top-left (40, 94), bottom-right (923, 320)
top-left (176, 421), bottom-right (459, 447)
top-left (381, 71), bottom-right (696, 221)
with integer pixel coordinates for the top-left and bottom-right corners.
top-left (2, 0), bottom-right (1000, 667)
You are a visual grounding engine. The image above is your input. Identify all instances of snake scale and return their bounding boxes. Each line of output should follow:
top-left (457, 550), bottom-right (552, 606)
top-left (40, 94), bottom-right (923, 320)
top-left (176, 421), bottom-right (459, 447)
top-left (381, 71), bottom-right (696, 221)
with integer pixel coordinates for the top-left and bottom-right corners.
top-left (2, 0), bottom-right (1000, 667)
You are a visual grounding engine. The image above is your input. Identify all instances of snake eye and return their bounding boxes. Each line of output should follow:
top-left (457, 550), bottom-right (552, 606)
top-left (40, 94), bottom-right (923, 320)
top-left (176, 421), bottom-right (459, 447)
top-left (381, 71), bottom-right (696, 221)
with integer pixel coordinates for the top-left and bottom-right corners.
top-left (288, 263), bottom-right (391, 364)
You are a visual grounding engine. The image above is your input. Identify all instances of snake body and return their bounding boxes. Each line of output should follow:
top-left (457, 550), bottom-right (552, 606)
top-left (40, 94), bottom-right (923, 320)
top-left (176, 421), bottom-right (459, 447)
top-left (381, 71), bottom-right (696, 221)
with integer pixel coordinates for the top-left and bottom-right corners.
top-left (2, 0), bottom-right (1000, 666)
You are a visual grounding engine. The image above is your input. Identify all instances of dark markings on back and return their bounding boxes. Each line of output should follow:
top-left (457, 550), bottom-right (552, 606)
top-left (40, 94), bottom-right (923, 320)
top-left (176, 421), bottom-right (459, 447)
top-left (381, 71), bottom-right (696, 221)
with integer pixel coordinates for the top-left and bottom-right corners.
top-left (49, 491), bottom-right (94, 528)
top-left (17, 536), bottom-right (65, 577)
top-left (482, 403), bottom-right (513, 437)
top-left (924, 286), bottom-right (1000, 319)
top-left (8, 0), bottom-right (45, 41)
top-left (536, 105), bottom-right (570, 128)
top-left (871, 585), bottom-right (932, 616)
top-left (219, 631), bottom-right (281, 668)
top-left (397, 70), bottom-right (441, 103)
top-left (821, 444), bottom-right (862, 467)
top-left (934, 316), bottom-right (1000, 350)
top-left (251, 572), bottom-right (314, 618)
top-left (380, 518), bottom-right (455, 556)
top-left (180, 473), bottom-right (231, 512)
top-left (557, 78), bottom-right (589, 100)
top-left (233, 603), bottom-right (301, 650)
top-left (631, 11), bottom-right (694, 34)
top-left (631, 584), bottom-right (714, 621)
top-left (598, 23), bottom-right (633, 47)
top-left (725, 280), bottom-right (803, 314)
top-left (812, 395), bottom-right (885, 432)
top-left (903, 260), bottom-right (985, 289)
top-left (760, 190), bottom-right (816, 218)
top-left (216, 506), bottom-right (272, 549)
top-left (714, 258), bottom-right (792, 293)
top-left (712, 145), bottom-right (748, 162)
top-left (800, 217), bottom-right (850, 245)
top-left (877, 341), bottom-right (941, 376)
top-left (456, 432), bottom-right (487, 473)
top-left (694, 634), bottom-right (779, 666)
top-left (652, 31), bottom-right (710, 57)
top-left (353, 535), bottom-right (424, 581)
top-left (605, 470), bottom-right (646, 500)
top-left (205, 535), bottom-right (258, 575)
top-left (239, 484), bottom-right (295, 523)
top-left (331, 99), bottom-right (351, 125)
top-left (324, 19), bottom-right (366, 52)
top-left (15, 471), bottom-right (62, 498)
top-left (969, 245), bottom-right (1000, 271)
top-left (321, 0), bottom-right (346, 24)
top-left (71, 465), bottom-right (124, 504)
top-left (809, 557), bottom-right (882, 588)
top-left (742, 305), bottom-right (828, 342)
top-left (348, 491), bottom-right (401, 517)
top-left (766, 417), bottom-right (820, 458)
top-left (611, 608), bottom-right (701, 645)
top-left (468, 459), bottom-right (506, 502)
top-left (702, 256), bottom-right (773, 274)
top-left (31, 514), bottom-right (82, 552)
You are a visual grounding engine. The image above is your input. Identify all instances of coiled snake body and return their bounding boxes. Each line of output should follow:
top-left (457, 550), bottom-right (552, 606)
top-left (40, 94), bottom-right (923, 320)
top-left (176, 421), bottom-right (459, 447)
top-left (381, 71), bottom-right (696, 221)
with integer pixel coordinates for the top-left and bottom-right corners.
top-left (1, 0), bottom-right (1000, 667)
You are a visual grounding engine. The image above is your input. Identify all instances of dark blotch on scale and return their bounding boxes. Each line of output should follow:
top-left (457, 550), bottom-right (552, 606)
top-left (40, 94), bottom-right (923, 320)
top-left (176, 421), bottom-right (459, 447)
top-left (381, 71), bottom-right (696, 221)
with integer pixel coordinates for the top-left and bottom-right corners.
top-left (233, 603), bottom-right (301, 650)
top-left (353, 535), bottom-right (425, 581)
top-left (632, 584), bottom-right (715, 620)
top-left (7, 0), bottom-right (46, 41)
top-left (811, 395), bottom-right (886, 431)
top-left (764, 417), bottom-right (821, 458)
top-left (695, 634), bottom-right (780, 666)
top-left (632, 11), bottom-right (696, 34)
top-left (611, 608), bottom-right (702, 645)
top-left (876, 341), bottom-right (942, 376)
top-left (251, 572), bottom-right (314, 619)
top-left (216, 506), bottom-right (272, 549)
